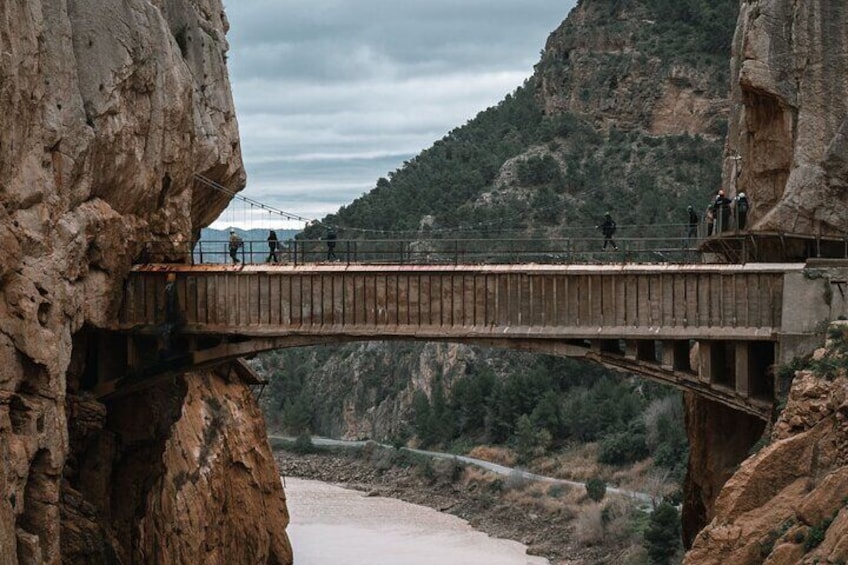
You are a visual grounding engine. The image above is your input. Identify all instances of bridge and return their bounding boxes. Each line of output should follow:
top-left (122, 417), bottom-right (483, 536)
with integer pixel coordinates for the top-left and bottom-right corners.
top-left (96, 259), bottom-right (848, 419)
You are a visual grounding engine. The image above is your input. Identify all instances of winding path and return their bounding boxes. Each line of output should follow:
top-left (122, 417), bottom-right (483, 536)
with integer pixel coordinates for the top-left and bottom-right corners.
top-left (270, 435), bottom-right (654, 507)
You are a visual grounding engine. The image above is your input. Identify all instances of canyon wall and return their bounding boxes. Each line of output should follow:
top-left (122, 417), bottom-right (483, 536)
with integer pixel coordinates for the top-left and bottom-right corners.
top-left (725, 0), bottom-right (848, 234)
top-left (681, 1), bottom-right (848, 560)
top-left (0, 1), bottom-right (290, 562)
top-left (685, 339), bottom-right (848, 564)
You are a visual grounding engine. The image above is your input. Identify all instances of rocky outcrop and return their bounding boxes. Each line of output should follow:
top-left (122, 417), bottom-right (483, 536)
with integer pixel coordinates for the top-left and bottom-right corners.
top-left (682, 394), bottom-right (767, 547)
top-left (0, 0), bottom-right (289, 562)
top-left (536, 1), bottom-right (730, 136)
top-left (726, 1), bottom-right (848, 235)
top-left (685, 355), bottom-right (848, 564)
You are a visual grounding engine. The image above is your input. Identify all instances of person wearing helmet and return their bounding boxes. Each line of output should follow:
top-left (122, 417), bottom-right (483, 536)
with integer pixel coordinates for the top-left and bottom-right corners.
top-left (735, 191), bottom-right (750, 230)
top-left (713, 190), bottom-right (732, 233)
top-left (228, 229), bottom-right (243, 264)
top-left (597, 212), bottom-right (618, 250)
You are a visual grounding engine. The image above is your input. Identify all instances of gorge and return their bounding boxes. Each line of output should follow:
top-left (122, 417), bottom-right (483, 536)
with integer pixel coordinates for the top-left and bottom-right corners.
top-left (2, 0), bottom-right (848, 564)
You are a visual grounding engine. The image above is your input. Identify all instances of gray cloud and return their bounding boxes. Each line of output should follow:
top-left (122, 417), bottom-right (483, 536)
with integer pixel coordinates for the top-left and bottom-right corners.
top-left (214, 0), bottom-right (576, 229)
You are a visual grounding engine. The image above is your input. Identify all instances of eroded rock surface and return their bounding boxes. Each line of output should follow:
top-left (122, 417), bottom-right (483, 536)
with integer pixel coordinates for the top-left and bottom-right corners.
top-left (685, 368), bottom-right (848, 565)
top-left (726, 1), bottom-right (848, 234)
top-left (0, 1), bottom-right (290, 562)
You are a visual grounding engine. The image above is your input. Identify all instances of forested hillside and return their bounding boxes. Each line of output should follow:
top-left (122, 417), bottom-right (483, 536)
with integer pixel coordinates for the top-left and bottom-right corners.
top-left (297, 0), bottom-right (737, 239)
top-left (260, 0), bottom-right (738, 514)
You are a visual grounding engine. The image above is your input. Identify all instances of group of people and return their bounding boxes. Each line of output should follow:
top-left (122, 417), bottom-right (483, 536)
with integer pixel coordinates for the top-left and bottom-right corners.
top-left (227, 229), bottom-right (284, 264)
top-left (226, 227), bottom-right (339, 264)
top-left (226, 191), bottom-right (751, 263)
top-left (702, 190), bottom-right (750, 236)
top-left (596, 189), bottom-right (750, 251)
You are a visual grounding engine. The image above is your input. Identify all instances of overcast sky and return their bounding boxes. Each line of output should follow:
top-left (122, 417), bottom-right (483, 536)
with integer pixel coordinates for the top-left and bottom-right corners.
top-left (214, 0), bottom-right (577, 229)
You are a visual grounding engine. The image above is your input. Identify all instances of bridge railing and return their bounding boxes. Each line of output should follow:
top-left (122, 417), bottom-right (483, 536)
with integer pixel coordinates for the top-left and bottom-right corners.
top-left (135, 232), bottom-right (750, 266)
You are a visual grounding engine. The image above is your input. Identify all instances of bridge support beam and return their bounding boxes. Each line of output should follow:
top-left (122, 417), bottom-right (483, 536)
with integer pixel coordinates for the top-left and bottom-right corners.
top-left (735, 343), bottom-right (751, 398)
top-left (627, 340), bottom-right (657, 363)
top-left (698, 341), bottom-right (714, 386)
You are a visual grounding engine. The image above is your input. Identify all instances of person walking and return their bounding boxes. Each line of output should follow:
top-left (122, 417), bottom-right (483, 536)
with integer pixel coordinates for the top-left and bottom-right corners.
top-left (598, 212), bottom-right (618, 250)
top-left (325, 226), bottom-right (338, 261)
top-left (686, 205), bottom-right (699, 242)
top-left (267, 230), bottom-right (279, 263)
top-left (735, 192), bottom-right (750, 230)
top-left (228, 229), bottom-right (243, 264)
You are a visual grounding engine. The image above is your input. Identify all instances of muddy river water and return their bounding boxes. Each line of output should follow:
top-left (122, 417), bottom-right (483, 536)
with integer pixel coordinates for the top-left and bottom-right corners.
top-left (284, 477), bottom-right (550, 565)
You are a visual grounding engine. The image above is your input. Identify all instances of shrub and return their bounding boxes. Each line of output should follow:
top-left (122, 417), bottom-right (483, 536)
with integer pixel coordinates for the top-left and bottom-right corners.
top-left (291, 433), bottom-right (315, 454)
top-left (586, 477), bottom-right (607, 502)
top-left (804, 516), bottom-right (833, 551)
top-left (599, 425), bottom-right (649, 465)
top-left (643, 502), bottom-right (681, 564)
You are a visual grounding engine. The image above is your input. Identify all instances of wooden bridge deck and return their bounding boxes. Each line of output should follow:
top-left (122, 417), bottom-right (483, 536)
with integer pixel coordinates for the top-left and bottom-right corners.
top-left (105, 261), bottom-right (841, 418)
top-left (119, 263), bottom-right (797, 339)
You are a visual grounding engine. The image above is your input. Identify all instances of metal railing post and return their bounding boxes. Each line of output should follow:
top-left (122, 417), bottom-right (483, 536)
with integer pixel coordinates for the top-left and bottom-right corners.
top-left (293, 240), bottom-right (298, 267)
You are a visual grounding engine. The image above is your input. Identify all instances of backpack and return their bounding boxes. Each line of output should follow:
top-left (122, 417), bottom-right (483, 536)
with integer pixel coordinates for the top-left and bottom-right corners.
top-left (737, 197), bottom-right (749, 213)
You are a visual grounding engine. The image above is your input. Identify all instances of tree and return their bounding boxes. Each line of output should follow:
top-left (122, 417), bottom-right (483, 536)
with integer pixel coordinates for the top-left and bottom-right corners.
top-left (585, 477), bottom-right (607, 502)
top-left (643, 502), bottom-right (681, 564)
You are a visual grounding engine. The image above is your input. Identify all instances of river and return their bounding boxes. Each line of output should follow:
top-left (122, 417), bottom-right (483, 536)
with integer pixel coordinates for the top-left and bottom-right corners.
top-left (284, 477), bottom-right (550, 565)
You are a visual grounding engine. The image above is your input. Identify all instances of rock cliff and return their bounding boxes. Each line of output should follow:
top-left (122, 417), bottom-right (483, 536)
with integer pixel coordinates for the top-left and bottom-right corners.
top-left (536, 0), bottom-right (730, 136)
top-left (685, 328), bottom-right (848, 564)
top-left (678, 0), bottom-right (848, 553)
top-left (0, 1), bottom-right (290, 563)
top-left (726, 0), bottom-right (848, 235)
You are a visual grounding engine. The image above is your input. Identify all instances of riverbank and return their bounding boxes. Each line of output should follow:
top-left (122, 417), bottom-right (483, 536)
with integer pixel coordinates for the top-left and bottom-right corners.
top-left (274, 442), bottom-right (651, 564)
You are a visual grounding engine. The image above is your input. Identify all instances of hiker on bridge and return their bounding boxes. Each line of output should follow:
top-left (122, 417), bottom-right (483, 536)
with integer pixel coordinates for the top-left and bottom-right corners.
top-left (712, 190), bottom-right (732, 233)
top-left (597, 212), bottom-right (619, 250)
top-left (267, 230), bottom-right (279, 263)
top-left (325, 226), bottom-right (338, 261)
top-left (735, 192), bottom-right (750, 230)
top-left (160, 272), bottom-right (182, 359)
top-left (686, 205), bottom-right (699, 242)
top-left (228, 229), bottom-right (243, 264)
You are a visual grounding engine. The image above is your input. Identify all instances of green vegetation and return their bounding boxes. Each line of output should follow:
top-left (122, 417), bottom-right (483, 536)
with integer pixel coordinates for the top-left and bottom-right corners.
top-left (643, 502), bottom-right (681, 564)
top-left (805, 515), bottom-right (834, 551)
top-left (759, 518), bottom-right (795, 558)
top-left (260, 347), bottom-right (689, 482)
top-left (586, 477), bottom-right (607, 502)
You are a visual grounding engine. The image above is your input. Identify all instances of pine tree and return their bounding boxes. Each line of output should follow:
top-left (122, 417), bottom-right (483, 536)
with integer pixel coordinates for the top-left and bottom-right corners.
top-left (643, 502), bottom-right (681, 564)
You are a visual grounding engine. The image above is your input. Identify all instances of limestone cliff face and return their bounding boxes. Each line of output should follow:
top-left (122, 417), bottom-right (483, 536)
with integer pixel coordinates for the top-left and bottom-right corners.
top-left (536, 1), bottom-right (729, 135)
top-left (681, 394), bottom-right (766, 548)
top-left (726, 1), bottom-right (848, 234)
top-left (685, 354), bottom-right (848, 564)
top-left (0, 1), bottom-right (289, 563)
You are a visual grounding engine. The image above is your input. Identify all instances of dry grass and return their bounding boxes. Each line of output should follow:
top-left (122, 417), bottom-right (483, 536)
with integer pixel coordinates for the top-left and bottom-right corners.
top-left (531, 443), bottom-right (608, 482)
top-left (503, 483), bottom-right (574, 516)
top-left (575, 503), bottom-right (605, 546)
top-left (467, 445), bottom-right (517, 467)
top-left (462, 466), bottom-right (500, 487)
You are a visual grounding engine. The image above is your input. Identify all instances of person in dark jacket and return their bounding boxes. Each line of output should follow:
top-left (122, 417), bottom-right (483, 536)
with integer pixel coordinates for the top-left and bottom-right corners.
top-left (267, 230), bottom-right (279, 263)
top-left (735, 192), bottom-right (750, 230)
top-left (597, 212), bottom-right (618, 250)
top-left (325, 226), bottom-right (337, 261)
top-left (713, 190), bottom-right (732, 233)
top-left (228, 229), bottom-right (243, 264)
top-left (687, 205), bottom-right (699, 242)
